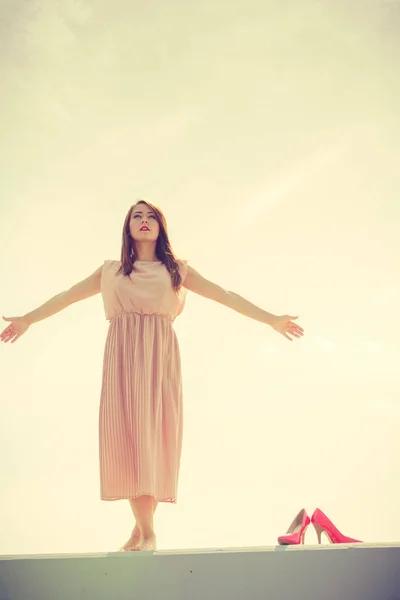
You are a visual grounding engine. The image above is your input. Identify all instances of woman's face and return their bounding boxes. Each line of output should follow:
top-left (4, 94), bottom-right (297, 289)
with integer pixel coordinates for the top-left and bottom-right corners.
top-left (129, 203), bottom-right (160, 243)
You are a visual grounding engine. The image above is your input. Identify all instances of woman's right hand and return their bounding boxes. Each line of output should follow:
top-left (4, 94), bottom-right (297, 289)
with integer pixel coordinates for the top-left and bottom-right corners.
top-left (0, 316), bottom-right (31, 344)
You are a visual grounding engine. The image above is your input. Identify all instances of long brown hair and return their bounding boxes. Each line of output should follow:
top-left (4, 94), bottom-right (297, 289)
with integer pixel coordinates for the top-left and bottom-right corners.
top-left (117, 200), bottom-right (182, 290)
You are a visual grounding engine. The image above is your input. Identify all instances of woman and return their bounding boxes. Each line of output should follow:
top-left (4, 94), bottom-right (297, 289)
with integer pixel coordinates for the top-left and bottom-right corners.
top-left (1, 199), bottom-right (304, 551)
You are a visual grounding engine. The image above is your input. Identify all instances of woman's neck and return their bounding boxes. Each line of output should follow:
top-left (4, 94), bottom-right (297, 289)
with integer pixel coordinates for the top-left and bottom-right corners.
top-left (133, 243), bottom-right (158, 262)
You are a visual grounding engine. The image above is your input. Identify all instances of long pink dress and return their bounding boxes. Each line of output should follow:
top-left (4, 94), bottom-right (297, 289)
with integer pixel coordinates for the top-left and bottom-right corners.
top-left (99, 259), bottom-right (188, 503)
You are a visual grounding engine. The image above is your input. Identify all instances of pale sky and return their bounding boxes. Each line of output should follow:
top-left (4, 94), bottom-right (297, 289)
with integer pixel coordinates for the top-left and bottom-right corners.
top-left (1, 0), bottom-right (399, 554)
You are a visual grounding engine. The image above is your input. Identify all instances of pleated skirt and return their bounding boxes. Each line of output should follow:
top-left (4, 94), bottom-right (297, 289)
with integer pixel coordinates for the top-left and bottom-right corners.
top-left (99, 312), bottom-right (183, 502)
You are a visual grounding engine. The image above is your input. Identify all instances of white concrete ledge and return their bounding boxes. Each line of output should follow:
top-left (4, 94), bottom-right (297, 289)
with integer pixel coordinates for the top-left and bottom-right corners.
top-left (0, 543), bottom-right (399, 600)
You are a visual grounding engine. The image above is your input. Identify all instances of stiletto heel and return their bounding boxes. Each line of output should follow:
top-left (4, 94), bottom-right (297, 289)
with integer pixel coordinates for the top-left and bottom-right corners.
top-left (311, 508), bottom-right (362, 544)
top-left (300, 525), bottom-right (310, 545)
top-left (312, 522), bottom-right (323, 544)
top-left (278, 509), bottom-right (311, 546)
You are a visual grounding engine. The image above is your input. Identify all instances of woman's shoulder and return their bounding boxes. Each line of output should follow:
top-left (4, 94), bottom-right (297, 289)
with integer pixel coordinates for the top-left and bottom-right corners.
top-left (176, 258), bottom-right (189, 282)
top-left (104, 259), bottom-right (121, 266)
top-left (102, 259), bottom-right (121, 274)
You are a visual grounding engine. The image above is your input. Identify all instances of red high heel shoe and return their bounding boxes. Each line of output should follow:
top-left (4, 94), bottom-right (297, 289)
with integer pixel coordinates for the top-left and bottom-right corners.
top-left (311, 508), bottom-right (362, 544)
top-left (277, 509), bottom-right (311, 545)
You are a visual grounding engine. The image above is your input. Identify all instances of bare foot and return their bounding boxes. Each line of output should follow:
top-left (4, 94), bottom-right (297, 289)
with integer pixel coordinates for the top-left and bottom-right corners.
top-left (119, 525), bottom-right (143, 551)
top-left (137, 533), bottom-right (157, 551)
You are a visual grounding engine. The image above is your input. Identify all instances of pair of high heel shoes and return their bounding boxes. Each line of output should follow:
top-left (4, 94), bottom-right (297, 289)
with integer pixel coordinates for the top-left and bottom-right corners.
top-left (278, 508), bottom-right (362, 545)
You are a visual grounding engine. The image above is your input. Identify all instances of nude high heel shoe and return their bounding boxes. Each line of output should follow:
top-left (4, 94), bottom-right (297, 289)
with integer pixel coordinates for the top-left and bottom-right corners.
top-left (277, 509), bottom-right (311, 545)
top-left (311, 508), bottom-right (362, 544)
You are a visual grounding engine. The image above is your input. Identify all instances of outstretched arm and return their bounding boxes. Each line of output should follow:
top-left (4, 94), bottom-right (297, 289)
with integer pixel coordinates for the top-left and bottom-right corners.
top-left (1, 264), bottom-right (103, 344)
top-left (23, 264), bottom-right (104, 325)
top-left (183, 265), bottom-right (304, 341)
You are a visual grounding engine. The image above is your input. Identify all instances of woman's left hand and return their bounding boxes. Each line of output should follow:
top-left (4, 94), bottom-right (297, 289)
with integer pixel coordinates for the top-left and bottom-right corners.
top-left (271, 315), bottom-right (304, 341)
